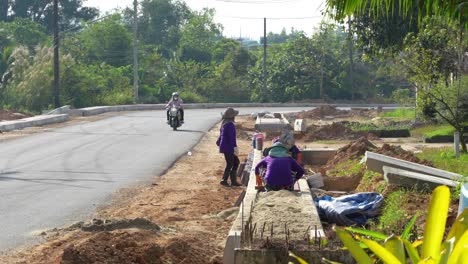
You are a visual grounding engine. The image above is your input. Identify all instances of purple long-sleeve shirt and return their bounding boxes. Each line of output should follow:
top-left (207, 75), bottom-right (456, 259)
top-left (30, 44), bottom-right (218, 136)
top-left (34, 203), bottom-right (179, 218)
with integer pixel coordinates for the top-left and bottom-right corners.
top-left (219, 121), bottom-right (237, 154)
top-left (255, 156), bottom-right (304, 187)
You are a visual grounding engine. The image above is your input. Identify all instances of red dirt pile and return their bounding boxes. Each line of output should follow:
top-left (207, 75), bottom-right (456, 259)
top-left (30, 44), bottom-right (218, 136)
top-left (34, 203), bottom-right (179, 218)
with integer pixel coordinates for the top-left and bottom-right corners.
top-left (288, 105), bottom-right (375, 120)
top-left (376, 144), bottom-right (433, 167)
top-left (325, 137), bottom-right (377, 168)
top-left (0, 109), bottom-right (31, 121)
top-left (324, 137), bottom-right (433, 169)
top-left (60, 231), bottom-right (164, 264)
top-left (305, 122), bottom-right (376, 142)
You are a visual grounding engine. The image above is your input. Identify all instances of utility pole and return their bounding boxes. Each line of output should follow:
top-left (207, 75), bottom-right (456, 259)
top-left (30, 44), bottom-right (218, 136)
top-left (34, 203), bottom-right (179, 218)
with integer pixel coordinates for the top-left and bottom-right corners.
top-left (263, 17), bottom-right (267, 102)
top-left (53, 0), bottom-right (60, 108)
top-left (0, 0), bottom-right (8, 22)
top-left (347, 19), bottom-right (354, 101)
top-left (133, 0), bottom-right (139, 104)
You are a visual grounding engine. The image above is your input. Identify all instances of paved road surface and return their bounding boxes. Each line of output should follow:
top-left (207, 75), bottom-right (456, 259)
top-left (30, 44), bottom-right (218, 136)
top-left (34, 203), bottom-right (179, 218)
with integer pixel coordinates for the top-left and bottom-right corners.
top-left (0, 107), bottom-right (320, 252)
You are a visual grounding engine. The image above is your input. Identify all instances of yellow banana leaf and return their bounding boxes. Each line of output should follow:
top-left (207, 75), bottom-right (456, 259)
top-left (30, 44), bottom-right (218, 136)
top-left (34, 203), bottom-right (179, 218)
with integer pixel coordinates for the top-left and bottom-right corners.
top-left (336, 228), bottom-right (373, 264)
top-left (447, 230), bottom-right (468, 264)
top-left (421, 185), bottom-right (450, 262)
top-left (403, 238), bottom-right (421, 264)
top-left (361, 238), bottom-right (402, 264)
top-left (384, 236), bottom-right (406, 263)
top-left (289, 251), bottom-right (308, 264)
top-left (447, 209), bottom-right (468, 247)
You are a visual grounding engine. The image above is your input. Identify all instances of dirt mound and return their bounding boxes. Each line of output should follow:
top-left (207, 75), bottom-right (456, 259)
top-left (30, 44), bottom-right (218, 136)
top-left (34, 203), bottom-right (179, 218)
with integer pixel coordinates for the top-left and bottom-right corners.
top-left (376, 144), bottom-right (433, 167)
top-left (298, 105), bottom-right (349, 119)
top-left (60, 231), bottom-right (164, 264)
top-left (325, 137), bottom-right (377, 168)
top-left (287, 106), bottom-right (376, 120)
top-left (0, 109), bottom-right (31, 121)
top-left (60, 218), bottom-right (161, 233)
top-left (305, 122), bottom-right (376, 142)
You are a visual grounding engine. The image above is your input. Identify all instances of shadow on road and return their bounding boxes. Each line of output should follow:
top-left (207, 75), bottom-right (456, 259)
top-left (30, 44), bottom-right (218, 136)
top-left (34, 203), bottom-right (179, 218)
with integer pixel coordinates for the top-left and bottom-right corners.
top-left (175, 129), bottom-right (206, 134)
top-left (0, 171), bottom-right (113, 188)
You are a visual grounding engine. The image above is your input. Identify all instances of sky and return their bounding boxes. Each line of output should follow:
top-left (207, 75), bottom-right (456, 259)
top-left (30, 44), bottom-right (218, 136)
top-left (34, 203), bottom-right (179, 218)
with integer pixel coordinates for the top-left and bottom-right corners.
top-left (83, 0), bottom-right (326, 40)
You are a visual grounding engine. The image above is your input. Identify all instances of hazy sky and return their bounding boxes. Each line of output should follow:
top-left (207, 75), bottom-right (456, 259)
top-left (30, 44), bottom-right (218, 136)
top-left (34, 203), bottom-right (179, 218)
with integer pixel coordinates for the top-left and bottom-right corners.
top-left (83, 0), bottom-right (326, 40)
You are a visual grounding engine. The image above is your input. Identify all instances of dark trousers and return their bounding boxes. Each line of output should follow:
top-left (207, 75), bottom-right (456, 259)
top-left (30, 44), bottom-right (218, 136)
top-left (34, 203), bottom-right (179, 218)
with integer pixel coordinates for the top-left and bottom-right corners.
top-left (167, 108), bottom-right (184, 121)
top-left (222, 153), bottom-right (239, 183)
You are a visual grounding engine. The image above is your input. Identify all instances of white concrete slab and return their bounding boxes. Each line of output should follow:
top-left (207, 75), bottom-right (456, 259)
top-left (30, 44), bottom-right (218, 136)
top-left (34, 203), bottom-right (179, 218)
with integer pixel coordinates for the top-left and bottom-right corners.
top-left (364, 151), bottom-right (462, 181)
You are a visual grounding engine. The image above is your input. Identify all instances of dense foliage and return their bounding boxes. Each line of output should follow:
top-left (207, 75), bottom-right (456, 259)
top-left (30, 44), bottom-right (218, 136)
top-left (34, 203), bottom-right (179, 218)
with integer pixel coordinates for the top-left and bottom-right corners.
top-left (0, 0), bottom-right (465, 123)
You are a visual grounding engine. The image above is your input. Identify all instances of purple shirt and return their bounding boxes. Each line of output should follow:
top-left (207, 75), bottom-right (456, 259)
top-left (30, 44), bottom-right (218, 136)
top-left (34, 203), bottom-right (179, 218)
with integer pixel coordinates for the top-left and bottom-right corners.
top-left (255, 156), bottom-right (304, 187)
top-left (219, 122), bottom-right (237, 154)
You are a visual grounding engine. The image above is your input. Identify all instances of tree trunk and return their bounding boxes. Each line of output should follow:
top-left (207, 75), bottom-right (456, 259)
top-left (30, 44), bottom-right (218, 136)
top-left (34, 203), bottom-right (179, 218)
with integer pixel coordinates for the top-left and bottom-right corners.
top-left (459, 128), bottom-right (467, 153)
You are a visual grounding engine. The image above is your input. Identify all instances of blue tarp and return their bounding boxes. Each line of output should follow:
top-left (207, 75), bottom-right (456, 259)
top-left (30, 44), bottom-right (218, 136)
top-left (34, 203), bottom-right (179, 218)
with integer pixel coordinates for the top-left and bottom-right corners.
top-left (315, 192), bottom-right (384, 226)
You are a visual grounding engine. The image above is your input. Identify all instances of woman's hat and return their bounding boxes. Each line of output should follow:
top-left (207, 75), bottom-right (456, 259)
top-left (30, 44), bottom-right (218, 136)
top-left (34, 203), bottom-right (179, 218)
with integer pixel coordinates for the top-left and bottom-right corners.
top-left (221, 107), bottom-right (239, 119)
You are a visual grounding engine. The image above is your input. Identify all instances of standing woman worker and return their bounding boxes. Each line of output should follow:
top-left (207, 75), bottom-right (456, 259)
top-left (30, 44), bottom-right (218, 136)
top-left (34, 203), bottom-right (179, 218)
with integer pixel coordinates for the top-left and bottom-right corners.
top-left (217, 107), bottom-right (241, 187)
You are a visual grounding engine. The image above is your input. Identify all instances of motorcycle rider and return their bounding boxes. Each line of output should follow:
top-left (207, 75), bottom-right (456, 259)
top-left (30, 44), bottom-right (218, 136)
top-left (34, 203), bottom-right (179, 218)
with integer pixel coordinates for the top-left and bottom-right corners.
top-left (166, 92), bottom-right (184, 124)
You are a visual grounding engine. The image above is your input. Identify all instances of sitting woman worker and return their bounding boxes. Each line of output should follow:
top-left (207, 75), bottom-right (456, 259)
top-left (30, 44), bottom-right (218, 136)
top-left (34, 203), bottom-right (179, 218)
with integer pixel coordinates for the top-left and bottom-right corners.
top-left (255, 132), bottom-right (304, 191)
top-left (262, 132), bottom-right (303, 165)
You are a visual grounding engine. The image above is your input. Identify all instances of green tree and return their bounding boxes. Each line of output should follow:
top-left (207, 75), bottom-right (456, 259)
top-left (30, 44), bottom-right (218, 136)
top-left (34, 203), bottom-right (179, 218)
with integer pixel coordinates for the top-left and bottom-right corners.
top-left (0, 18), bottom-right (48, 48)
top-left (63, 14), bottom-right (132, 67)
top-left (5, 0), bottom-right (98, 32)
top-left (326, 0), bottom-right (468, 29)
top-left (2, 46), bottom-right (75, 111)
top-left (178, 8), bottom-right (222, 63)
top-left (135, 0), bottom-right (190, 57)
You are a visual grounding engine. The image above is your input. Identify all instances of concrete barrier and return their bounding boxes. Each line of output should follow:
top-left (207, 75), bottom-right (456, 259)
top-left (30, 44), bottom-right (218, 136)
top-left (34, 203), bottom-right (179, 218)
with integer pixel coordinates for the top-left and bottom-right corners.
top-left (70, 103), bottom-right (404, 117)
top-left (301, 149), bottom-right (337, 166)
top-left (254, 114), bottom-right (291, 132)
top-left (0, 114), bottom-right (69, 132)
top-left (383, 166), bottom-right (458, 190)
top-left (364, 151), bottom-right (462, 181)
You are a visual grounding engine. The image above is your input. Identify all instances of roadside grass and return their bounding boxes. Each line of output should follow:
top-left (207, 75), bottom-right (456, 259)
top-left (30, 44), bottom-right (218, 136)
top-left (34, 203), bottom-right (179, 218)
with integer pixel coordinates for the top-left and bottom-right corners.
top-left (328, 159), bottom-right (364, 177)
top-left (416, 148), bottom-right (468, 177)
top-left (347, 122), bottom-right (410, 132)
top-left (377, 189), bottom-right (409, 231)
top-left (411, 124), bottom-right (455, 138)
top-left (379, 108), bottom-right (415, 120)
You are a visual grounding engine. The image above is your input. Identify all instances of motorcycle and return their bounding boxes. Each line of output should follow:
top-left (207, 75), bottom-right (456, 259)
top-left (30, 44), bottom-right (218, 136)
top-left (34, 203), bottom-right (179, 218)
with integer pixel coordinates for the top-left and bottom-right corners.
top-left (168, 106), bottom-right (182, 130)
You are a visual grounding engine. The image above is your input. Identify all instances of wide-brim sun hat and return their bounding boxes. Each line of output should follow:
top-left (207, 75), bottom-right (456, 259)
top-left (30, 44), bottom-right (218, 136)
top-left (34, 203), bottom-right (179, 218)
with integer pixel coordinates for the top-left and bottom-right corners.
top-left (221, 107), bottom-right (239, 119)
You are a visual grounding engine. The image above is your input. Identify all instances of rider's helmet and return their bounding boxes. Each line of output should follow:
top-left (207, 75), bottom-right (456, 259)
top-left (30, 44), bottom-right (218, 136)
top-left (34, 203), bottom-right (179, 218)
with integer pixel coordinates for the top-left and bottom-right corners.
top-left (172, 92), bottom-right (179, 101)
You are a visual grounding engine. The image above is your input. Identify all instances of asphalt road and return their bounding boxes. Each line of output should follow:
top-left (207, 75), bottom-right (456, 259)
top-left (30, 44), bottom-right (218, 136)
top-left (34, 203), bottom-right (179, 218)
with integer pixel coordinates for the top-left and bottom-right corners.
top-left (0, 107), bottom-right (318, 252)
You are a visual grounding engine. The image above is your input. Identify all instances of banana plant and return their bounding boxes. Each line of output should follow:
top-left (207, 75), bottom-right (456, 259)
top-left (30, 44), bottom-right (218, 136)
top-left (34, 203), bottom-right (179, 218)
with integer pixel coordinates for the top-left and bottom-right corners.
top-left (290, 186), bottom-right (468, 264)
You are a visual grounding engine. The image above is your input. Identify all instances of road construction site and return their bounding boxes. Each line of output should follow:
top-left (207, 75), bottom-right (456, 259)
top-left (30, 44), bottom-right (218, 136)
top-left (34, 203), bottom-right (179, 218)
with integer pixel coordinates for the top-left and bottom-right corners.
top-left (0, 106), bottom-right (464, 264)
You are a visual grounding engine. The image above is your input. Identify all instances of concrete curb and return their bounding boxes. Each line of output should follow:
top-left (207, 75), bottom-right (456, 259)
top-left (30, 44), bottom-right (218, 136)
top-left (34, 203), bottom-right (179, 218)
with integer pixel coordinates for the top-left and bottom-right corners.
top-left (0, 114), bottom-right (69, 132)
top-left (223, 149), bottom-right (262, 264)
top-left (71, 103), bottom-right (404, 117)
top-left (1, 103), bottom-right (406, 132)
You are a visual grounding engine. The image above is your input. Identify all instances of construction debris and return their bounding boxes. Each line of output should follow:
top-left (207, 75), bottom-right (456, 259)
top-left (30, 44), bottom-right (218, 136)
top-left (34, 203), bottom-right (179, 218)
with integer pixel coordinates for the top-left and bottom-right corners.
top-left (364, 151), bottom-right (462, 181)
top-left (383, 166), bottom-right (458, 190)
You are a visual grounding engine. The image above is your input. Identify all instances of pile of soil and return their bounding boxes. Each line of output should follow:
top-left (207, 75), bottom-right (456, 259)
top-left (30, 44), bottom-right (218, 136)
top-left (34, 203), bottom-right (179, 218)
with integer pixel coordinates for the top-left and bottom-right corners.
top-left (304, 122), bottom-right (376, 142)
top-left (320, 138), bottom-right (433, 192)
top-left (324, 137), bottom-right (433, 169)
top-left (287, 106), bottom-right (375, 120)
top-left (325, 137), bottom-right (377, 169)
top-left (0, 109), bottom-right (31, 121)
top-left (376, 144), bottom-right (433, 167)
top-left (61, 231), bottom-right (165, 264)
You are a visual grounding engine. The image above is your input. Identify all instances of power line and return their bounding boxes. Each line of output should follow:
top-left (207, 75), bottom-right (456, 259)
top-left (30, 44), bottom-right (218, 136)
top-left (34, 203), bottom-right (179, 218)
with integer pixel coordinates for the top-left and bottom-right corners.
top-left (218, 15), bottom-right (323, 20)
top-left (215, 0), bottom-right (303, 3)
